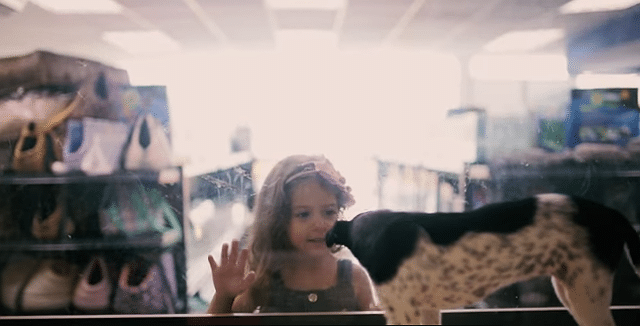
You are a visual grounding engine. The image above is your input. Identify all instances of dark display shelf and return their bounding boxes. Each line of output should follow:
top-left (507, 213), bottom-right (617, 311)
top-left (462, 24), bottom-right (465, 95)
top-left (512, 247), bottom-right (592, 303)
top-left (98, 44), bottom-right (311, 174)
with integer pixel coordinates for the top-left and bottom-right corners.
top-left (491, 162), bottom-right (640, 180)
top-left (0, 168), bottom-right (181, 185)
top-left (0, 234), bottom-right (171, 252)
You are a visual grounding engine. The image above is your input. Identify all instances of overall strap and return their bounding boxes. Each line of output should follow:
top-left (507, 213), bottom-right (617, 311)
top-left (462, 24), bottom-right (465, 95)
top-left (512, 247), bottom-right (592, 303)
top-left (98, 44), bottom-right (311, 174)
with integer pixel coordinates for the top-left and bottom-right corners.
top-left (336, 259), bottom-right (353, 285)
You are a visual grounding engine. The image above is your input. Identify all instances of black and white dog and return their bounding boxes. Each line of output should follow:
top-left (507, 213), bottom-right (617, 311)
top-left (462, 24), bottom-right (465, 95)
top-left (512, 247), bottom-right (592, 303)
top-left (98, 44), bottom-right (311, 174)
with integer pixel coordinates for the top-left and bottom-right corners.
top-left (326, 194), bottom-right (640, 325)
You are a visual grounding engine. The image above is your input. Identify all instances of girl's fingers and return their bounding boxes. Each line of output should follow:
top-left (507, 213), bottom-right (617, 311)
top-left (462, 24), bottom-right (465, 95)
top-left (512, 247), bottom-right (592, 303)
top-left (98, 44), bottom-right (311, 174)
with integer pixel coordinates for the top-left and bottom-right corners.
top-left (229, 240), bottom-right (239, 264)
top-left (217, 240), bottom-right (245, 270)
top-left (238, 247), bottom-right (249, 267)
top-left (208, 255), bottom-right (218, 270)
top-left (220, 243), bottom-right (229, 265)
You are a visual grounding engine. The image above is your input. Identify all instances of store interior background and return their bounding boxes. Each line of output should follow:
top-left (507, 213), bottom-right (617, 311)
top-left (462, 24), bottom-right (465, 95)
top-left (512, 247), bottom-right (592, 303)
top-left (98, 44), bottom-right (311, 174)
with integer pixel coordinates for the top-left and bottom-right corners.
top-left (3, 0), bottom-right (640, 315)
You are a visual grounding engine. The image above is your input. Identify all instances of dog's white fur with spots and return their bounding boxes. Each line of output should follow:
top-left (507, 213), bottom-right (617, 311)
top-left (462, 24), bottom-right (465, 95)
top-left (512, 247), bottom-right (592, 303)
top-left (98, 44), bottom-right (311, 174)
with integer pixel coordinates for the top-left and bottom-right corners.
top-left (326, 194), bottom-right (640, 325)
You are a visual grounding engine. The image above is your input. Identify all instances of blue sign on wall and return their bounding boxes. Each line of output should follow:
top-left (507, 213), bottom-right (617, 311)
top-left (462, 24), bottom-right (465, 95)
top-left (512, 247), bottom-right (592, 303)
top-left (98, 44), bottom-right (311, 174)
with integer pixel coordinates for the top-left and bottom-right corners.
top-left (564, 88), bottom-right (639, 148)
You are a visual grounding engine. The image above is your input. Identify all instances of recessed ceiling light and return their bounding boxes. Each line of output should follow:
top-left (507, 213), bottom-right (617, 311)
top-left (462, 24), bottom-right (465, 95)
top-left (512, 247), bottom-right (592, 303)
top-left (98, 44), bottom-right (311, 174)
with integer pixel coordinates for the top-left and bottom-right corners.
top-left (483, 29), bottom-right (564, 53)
top-left (559, 0), bottom-right (640, 14)
top-left (102, 30), bottom-right (181, 55)
top-left (266, 0), bottom-right (345, 10)
top-left (30, 0), bottom-right (122, 14)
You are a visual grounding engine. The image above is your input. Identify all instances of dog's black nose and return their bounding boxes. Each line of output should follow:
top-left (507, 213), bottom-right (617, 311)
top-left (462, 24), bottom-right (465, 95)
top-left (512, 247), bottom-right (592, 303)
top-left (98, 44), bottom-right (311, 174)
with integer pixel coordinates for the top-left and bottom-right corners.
top-left (325, 231), bottom-right (336, 247)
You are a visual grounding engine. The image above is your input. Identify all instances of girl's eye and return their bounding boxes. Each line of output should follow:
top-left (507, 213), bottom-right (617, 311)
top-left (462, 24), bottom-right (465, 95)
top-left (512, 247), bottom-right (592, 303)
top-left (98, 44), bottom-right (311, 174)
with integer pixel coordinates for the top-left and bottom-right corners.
top-left (324, 209), bottom-right (338, 218)
top-left (294, 211), bottom-right (310, 219)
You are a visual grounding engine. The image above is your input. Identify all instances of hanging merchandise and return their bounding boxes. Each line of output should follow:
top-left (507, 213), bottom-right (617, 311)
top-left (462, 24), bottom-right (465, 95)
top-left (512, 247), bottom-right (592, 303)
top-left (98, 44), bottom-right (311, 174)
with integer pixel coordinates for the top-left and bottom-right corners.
top-left (121, 113), bottom-right (173, 172)
top-left (112, 258), bottom-right (175, 314)
top-left (537, 118), bottom-right (565, 152)
top-left (99, 182), bottom-right (182, 246)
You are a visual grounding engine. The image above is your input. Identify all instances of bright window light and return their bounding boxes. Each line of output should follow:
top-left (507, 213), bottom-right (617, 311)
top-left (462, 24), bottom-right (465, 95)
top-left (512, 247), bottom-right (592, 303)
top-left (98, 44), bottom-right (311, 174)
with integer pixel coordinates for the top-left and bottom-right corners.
top-left (102, 30), bottom-right (181, 55)
top-left (469, 54), bottom-right (569, 81)
top-left (574, 73), bottom-right (640, 88)
top-left (483, 29), bottom-right (564, 53)
top-left (30, 0), bottom-right (122, 14)
top-left (266, 0), bottom-right (345, 10)
top-left (559, 0), bottom-right (640, 14)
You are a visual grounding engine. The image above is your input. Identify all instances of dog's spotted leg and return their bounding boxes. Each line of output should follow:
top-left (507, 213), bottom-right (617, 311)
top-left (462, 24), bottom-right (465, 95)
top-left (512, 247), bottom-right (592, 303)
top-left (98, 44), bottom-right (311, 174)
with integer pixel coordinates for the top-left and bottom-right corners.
top-left (556, 269), bottom-right (615, 326)
top-left (421, 309), bottom-right (441, 324)
top-left (377, 290), bottom-right (421, 325)
top-left (551, 276), bottom-right (574, 314)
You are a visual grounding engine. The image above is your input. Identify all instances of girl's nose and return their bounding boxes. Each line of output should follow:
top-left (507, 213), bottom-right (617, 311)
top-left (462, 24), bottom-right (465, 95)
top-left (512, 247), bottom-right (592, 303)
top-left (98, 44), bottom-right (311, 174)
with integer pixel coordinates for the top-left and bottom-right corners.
top-left (313, 213), bottom-right (333, 229)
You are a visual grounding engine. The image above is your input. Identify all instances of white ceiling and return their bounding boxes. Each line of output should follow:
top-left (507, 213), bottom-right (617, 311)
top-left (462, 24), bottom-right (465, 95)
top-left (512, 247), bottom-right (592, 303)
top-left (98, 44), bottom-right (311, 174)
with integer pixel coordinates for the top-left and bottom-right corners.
top-left (0, 0), bottom-right (638, 72)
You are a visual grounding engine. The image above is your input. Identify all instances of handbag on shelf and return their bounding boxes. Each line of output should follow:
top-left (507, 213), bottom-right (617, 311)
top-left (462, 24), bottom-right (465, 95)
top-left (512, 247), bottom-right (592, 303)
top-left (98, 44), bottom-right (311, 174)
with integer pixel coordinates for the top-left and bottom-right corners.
top-left (10, 184), bottom-right (75, 241)
top-left (1, 256), bottom-right (78, 313)
top-left (122, 113), bottom-right (173, 172)
top-left (30, 186), bottom-right (74, 241)
top-left (112, 258), bottom-right (175, 314)
top-left (62, 117), bottom-right (129, 175)
top-left (72, 255), bottom-right (113, 313)
top-left (99, 182), bottom-right (182, 246)
top-left (11, 93), bottom-right (83, 173)
top-left (0, 91), bottom-right (74, 143)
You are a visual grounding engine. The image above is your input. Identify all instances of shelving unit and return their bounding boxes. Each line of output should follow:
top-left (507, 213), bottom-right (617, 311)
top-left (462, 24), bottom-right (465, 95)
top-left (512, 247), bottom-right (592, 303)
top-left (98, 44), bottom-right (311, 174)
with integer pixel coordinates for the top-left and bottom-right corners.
top-left (0, 168), bottom-right (182, 184)
top-left (492, 162), bottom-right (640, 181)
top-left (0, 167), bottom-right (188, 315)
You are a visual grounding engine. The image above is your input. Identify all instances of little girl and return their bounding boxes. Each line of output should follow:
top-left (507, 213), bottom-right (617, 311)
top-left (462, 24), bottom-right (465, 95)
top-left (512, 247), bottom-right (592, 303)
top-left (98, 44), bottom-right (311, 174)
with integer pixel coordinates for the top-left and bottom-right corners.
top-left (207, 154), bottom-right (377, 313)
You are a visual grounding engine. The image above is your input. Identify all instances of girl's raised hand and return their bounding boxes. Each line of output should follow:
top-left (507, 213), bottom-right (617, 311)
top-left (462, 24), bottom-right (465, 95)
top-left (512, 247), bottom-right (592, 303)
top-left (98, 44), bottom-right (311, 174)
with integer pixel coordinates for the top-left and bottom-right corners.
top-left (208, 239), bottom-right (256, 299)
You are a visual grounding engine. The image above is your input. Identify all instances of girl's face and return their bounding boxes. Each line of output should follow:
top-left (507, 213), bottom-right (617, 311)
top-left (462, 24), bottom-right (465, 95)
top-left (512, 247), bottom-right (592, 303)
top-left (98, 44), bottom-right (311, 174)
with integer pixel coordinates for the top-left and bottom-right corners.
top-left (287, 178), bottom-right (340, 256)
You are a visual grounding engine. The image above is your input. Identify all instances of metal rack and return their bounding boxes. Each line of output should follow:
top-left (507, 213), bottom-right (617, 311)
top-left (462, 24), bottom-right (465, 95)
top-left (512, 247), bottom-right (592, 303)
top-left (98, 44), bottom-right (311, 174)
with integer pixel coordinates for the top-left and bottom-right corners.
top-left (0, 168), bottom-right (188, 314)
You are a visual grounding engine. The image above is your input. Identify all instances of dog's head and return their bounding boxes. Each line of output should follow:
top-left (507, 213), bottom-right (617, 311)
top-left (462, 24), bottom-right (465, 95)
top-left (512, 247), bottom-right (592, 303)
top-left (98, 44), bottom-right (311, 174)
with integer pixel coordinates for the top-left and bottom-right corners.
top-left (326, 210), bottom-right (421, 284)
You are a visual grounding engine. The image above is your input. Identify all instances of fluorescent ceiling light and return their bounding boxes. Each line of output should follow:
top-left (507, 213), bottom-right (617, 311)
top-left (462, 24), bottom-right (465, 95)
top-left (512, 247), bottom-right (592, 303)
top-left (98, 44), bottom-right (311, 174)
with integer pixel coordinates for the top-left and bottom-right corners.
top-left (574, 73), bottom-right (640, 88)
top-left (266, 0), bottom-right (345, 10)
top-left (30, 0), bottom-right (122, 14)
top-left (483, 29), bottom-right (564, 53)
top-left (275, 30), bottom-right (338, 50)
top-left (0, 0), bottom-right (27, 12)
top-left (469, 54), bottom-right (569, 81)
top-left (559, 0), bottom-right (640, 14)
top-left (102, 30), bottom-right (181, 55)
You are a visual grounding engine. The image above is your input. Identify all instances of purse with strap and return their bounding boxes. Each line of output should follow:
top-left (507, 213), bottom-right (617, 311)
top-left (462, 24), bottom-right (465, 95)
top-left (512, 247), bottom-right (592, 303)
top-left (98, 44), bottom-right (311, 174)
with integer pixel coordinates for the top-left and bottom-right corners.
top-left (12, 92), bottom-right (83, 173)
top-left (99, 182), bottom-right (182, 246)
